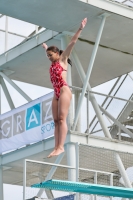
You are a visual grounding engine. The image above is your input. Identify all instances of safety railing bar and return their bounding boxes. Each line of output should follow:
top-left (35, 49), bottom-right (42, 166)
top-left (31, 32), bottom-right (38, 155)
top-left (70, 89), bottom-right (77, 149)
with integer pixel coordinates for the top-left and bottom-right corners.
top-left (25, 159), bottom-right (75, 169)
top-left (90, 74), bottom-right (128, 133)
top-left (70, 85), bottom-right (133, 104)
top-left (79, 167), bottom-right (118, 176)
top-left (89, 91), bottom-right (133, 104)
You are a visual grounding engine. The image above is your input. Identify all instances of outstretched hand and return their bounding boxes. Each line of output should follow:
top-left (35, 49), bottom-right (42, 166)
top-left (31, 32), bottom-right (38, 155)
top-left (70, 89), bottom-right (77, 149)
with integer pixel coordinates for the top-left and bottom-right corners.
top-left (42, 43), bottom-right (48, 50)
top-left (80, 18), bottom-right (87, 29)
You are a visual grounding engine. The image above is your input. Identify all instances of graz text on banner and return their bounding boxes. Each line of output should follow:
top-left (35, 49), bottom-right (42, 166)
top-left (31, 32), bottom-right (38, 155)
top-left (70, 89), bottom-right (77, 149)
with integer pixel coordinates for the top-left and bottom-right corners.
top-left (0, 92), bottom-right (54, 154)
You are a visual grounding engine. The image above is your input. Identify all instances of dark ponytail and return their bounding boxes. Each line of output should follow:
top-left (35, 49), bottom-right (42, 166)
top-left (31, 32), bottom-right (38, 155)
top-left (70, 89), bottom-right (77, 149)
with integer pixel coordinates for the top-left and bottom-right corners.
top-left (47, 46), bottom-right (72, 67)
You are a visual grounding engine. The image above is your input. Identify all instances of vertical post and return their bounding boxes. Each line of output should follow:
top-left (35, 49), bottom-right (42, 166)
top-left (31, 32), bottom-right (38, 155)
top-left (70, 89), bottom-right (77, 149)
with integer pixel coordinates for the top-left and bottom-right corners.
top-left (72, 14), bottom-right (107, 131)
top-left (118, 126), bottom-right (121, 140)
top-left (0, 164), bottom-right (4, 200)
top-left (23, 159), bottom-right (26, 200)
top-left (94, 172), bottom-right (97, 200)
top-left (66, 143), bottom-right (76, 181)
top-left (66, 143), bottom-right (76, 196)
top-left (61, 35), bottom-right (73, 129)
top-left (75, 143), bottom-right (79, 200)
top-left (110, 174), bottom-right (113, 200)
top-left (0, 81), bottom-right (1, 114)
top-left (5, 16), bottom-right (8, 52)
top-left (90, 195), bottom-right (94, 200)
top-left (86, 90), bottom-right (90, 133)
top-left (35, 25), bottom-right (38, 34)
top-left (74, 90), bottom-right (81, 132)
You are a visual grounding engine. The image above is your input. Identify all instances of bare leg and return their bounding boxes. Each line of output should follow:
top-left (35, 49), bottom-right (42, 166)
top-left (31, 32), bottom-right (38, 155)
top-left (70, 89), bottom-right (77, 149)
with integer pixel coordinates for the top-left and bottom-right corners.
top-left (52, 86), bottom-right (72, 156)
top-left (47, 95), bottom-right (59, 158)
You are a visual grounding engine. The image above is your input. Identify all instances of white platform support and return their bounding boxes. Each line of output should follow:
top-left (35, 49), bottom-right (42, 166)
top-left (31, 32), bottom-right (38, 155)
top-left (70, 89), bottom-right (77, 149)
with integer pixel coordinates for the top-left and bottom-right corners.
top-left (0, 166), bottom-right (3, 200)
top-left (0, 82), bottom-right (1, 114)
top-left (0, 71), bottom-right (32, 102)
top-left (0, 76), bottom-right (15, 109)
top-left (66, 143), bottom-right (76, 182)
top-left (74, 90), bottom-right (81, 132)
top-left (23, 159), bottom-right (26, 200)
top-left (5, 16), bottom-right (8, 52)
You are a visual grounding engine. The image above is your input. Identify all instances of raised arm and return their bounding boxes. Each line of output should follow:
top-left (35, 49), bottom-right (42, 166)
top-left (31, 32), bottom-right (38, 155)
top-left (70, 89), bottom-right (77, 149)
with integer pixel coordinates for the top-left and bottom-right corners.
top-left (61, 18), bottom-right (87, 61)
top-left (42, 43), bottom-right (48, 50)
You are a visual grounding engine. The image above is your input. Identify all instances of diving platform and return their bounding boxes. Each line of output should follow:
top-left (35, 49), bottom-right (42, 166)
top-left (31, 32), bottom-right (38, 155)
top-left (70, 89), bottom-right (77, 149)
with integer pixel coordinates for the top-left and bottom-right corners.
top-left (31, 179), bottom-right (133, 198)
top-left (0, 0), bottom-right (133, 89)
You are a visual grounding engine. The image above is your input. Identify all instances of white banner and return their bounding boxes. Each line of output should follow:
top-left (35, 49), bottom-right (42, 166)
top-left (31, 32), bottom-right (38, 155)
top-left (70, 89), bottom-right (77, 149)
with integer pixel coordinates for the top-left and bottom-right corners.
top-left (0, 92), bottom-right (54, 154)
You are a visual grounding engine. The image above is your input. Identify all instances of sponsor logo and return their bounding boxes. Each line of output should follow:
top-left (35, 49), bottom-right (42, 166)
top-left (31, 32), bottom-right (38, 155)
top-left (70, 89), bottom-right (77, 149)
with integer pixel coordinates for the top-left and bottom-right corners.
top-left (26, 103), bottom-right (41, 130)
top-left (41, 121), bottom-right (55, 134)
top-left (0, 96), bottom-right (54, 139)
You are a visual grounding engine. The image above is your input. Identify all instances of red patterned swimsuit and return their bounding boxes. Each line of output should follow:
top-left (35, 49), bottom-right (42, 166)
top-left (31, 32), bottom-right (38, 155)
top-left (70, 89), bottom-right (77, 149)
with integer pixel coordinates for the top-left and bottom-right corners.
top-left (49, 61), bottom-right (68, 99)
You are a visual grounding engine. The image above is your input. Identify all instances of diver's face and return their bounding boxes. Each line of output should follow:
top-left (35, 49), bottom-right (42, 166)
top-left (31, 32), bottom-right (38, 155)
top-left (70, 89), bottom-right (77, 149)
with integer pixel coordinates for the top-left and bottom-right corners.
top-left (46, 50), bottom-right (59, 62)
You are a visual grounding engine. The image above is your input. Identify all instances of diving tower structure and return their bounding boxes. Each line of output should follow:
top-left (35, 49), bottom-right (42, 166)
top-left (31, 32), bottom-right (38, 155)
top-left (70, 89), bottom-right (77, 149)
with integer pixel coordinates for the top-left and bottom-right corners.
top-left (0, 0), bottom-right (133, 199)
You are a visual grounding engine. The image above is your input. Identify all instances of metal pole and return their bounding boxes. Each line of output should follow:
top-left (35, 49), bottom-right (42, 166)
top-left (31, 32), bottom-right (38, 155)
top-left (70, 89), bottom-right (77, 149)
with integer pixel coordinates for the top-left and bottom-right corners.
top-left (37, 152), bottom-right (65, 197)
top-left (90, 195), bottom-right (94, 200)
top-left (35, 25), bottom-right (38, 34)
top-left (71, 49), bottom-right (111, 138)
top-left (115, 153), bottom-right (132, 188)
top-left (74, 90), bottom-right (81, 132)
top-left (90, 90), bottom-right (133, 104)
top-left (110, 174), bottom-right (113, 200)
top-left (118, 126), bottom-right (121, 141)
top-left (72, 14), bottom-right (107, 131)
top-left (23, 159), bottom-right (26, 200)
top-left (0, 81), bottom-right (1, 114)
top-left (86, 90), bottom-right (90, 133)
top-left (67, 143), bottom-right (76, 181)
top-left (75, 143), bottom-right (79, 200)
top-left (5, 16), bottom-right (8, 52)
top-left (0, 164), bottom-right (4, 200)
top-left (61, 35), bottom-right (73, 129)
top-left (94, 172), bottom-right (97, 200)
top-left (0, 72), bottom-right (32, 102)
top-left (0, 76), bottom-right (15, 109)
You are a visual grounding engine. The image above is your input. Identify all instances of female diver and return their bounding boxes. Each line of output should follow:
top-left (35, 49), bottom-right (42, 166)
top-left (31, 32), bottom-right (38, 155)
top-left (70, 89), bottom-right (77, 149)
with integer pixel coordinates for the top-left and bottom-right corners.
top-left (42, 18), bottom-right (87, 158)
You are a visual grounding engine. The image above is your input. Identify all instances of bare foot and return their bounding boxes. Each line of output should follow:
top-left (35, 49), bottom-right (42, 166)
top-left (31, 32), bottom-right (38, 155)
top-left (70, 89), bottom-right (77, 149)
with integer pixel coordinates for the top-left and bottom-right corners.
top-left (51, 147), bottom-right (64, 157)
top-left (47, 149), bottom-right (57, 158)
